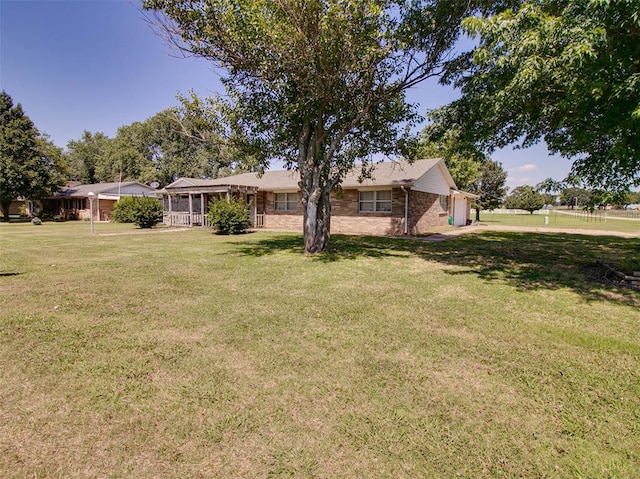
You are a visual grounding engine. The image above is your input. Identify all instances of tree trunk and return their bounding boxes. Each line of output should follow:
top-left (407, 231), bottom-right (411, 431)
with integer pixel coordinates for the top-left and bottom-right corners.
top-left (303, 187), bottom-right (331, 253)
top-left (297, 120), bottom-right (336, 253)
top-left (475, 207), bottom-right (480, 222)
top-left (1, 200), bottom-right (10, 222)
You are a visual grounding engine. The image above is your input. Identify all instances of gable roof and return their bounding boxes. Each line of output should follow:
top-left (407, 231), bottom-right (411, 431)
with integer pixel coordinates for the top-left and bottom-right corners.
top-left (56, 181), bottom-right (157, 198)
top-left (163, 158), bottom-right (457, 193)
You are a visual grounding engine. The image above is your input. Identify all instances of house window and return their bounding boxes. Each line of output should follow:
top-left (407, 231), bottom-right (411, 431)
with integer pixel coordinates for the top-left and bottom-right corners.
top-left (63, 198), bottom-right (85, 210)
top-left (274, 192), bottom-right (297, 211)
top-left (439, 195), bottom-right (449, 211)
top-left (359, 190), bottom-right (392, 213)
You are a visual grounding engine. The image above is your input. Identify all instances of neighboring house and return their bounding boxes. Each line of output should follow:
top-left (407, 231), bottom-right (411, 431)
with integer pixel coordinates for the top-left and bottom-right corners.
top-left (160, 159), bottom-right (477, 236)
top-left (31, 181), bottom-right (158, 221)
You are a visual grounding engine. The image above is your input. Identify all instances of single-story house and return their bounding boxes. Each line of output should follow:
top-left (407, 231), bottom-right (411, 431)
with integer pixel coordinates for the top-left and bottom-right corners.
top-left (31, 181), bottom-right (158, 221)
top-left (160, 158), bottom-right (477, 236)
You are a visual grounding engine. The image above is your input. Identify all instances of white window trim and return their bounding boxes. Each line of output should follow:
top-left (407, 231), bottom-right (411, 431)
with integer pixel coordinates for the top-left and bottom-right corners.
top-left (359, 189), bottom-right (392, 213)
top-left (274, 192), bottom-right (297, 212)
top-left (439, 194), bottom-right (449, 212)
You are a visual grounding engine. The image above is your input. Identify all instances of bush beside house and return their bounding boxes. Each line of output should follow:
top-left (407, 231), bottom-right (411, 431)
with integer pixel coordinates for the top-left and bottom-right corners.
top-left (112, 196), bottom-right (162, 228)
top-left (208, 197), bottom-right (252, 234)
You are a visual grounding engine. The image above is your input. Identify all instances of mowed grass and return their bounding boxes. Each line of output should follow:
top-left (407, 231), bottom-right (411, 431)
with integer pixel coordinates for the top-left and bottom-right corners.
top-left (479, 210), bottom-right (640, 234)
top-left (1, 222), bottom-right (639, 478)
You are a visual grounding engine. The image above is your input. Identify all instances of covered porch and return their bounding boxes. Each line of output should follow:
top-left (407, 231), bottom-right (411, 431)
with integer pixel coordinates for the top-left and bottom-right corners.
top-left (160, 182), bottom-right (262, 228)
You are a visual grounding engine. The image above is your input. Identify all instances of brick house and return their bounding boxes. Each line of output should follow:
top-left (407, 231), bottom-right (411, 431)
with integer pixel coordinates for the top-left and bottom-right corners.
top-left (160, 158), bottom-right (477, 235)
top-left (31, 181), bottom-right (158, 221)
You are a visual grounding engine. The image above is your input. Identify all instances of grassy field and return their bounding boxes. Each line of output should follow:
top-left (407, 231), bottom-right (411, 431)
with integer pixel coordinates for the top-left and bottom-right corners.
top-left (477, 210), bottom-right (640, 234)
top-left (1, 221), bottom-right (639, 478)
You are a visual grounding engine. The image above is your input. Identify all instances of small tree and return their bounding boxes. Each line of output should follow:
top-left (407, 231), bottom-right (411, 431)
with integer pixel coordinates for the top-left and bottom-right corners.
top-left (504, 186), bottom-right (544, 214)
top-left (112, 196), bottom-right (162, 228)
top-left (208, 196), bottom-right (251, 235)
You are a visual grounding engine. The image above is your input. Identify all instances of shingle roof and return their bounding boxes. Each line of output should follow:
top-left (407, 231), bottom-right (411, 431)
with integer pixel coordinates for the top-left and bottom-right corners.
top-left (56, 181), bottom-right (156, 197)
top-left (165, 159), bottom-right (446, 191)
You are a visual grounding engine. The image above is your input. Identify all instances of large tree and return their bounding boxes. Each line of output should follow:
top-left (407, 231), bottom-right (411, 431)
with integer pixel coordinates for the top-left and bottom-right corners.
top-left (64, 108), bottom-right (242, 186)
top-left (468, 159), bottom-right (507, 220)
top-left (143, 0), bottom-right (507, 252)
top-left (427, 0), bottom-right (640, 191)
top-left (65, 130), bottom-right (112, 184)
top-left (0, 91), bottom-right (66, 221)
top-left (150, 103), bottom-right (254, 183)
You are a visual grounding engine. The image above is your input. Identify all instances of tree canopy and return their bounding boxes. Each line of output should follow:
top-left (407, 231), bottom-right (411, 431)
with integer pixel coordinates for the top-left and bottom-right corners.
top-left (504, 185), bottom-right (545, 213)
top-left (64, 108), bottom-right (243, 186)
top-left (0, 91), bottom-right (67, 221)
top-left (143, 0), bottom-right (509, 252)
top-left (426, 0), bottom-right (640, 191)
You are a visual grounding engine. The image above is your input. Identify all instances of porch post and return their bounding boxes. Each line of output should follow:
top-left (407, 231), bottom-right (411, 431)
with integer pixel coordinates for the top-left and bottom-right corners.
top-left (168, 194), bottom-right (173, 225)
top-left (188, 193), bottom-right (193, 226)
top-left (201, 193), bottom-right (205, 228)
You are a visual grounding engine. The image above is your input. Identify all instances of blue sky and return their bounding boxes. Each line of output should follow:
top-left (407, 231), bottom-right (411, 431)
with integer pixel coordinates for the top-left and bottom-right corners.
top-left (1, 0), bottom-right (572, 190)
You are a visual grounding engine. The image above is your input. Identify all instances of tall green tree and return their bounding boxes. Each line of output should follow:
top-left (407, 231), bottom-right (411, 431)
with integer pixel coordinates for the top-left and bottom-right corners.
top-left (145, 105), bottom-right (252, 183)
top-left (65, 130), bottom-right (112, 183)
top-left (0, 91), bottom-right (66, 221)
top-left (427, 0), bottom-right (640, 191)
top-left (96, 122), bottom-right (158, 184)
top-left (468, 159), bottom-right (508, 220)
top-left (65, 109), bottom-right (246, 186)
top-left (144, 0), bottom-right (508, 252)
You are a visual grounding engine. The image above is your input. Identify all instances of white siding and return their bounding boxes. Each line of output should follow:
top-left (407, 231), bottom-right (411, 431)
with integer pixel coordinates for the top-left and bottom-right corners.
top-left (412, 163), bottom-right (454, 195)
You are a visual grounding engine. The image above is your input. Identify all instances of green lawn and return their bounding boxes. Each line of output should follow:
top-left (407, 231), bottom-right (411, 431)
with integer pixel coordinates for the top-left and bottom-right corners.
top-left (478, 210), bottom-right (640, 234)
top-left (1, 222), bottom-right (639, 478)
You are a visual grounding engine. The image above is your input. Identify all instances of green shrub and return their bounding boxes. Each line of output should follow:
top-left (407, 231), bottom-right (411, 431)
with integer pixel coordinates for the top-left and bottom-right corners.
top-left (111, 196), bottom-right (138, 223)
top-left (208, 196), bottom-right (252, 234)
top-left (112, 196), bottom-right (162, 228)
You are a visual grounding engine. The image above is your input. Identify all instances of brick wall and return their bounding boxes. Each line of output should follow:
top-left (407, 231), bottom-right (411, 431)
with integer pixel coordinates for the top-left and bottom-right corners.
top-left (330, 188), bottom-right (405, 235)
top-left (257, 187), bottom-right (448, 236)
top-left (408, 190), bottom-right (449, 234)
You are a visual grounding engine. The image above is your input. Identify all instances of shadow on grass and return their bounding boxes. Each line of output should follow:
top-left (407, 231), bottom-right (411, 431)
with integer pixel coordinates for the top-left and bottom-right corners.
top-left (232, 231), bottom-right (640, 306)
top-left (428, 231), bottom-right (640, 307)
top-left (231, 234), bottom-right (413, 260)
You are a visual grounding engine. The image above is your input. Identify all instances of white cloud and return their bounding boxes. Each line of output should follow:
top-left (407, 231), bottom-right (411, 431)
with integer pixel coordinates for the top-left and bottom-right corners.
top-left (510, 163), bottom-right (538, 173)
top-left (507, 176), bottom-right (532, 191)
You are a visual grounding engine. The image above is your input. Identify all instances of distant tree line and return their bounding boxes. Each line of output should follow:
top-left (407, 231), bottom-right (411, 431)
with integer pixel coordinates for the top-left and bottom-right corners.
top-left (64, 103), bottom-right (258, 187)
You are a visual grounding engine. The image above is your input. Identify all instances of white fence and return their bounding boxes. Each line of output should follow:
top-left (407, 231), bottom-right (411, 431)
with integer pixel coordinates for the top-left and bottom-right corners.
top-left (473, 208), bottom-right (549, 215)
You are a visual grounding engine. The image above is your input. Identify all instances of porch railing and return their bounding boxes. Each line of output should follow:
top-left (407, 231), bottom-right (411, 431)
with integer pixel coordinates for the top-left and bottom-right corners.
top-left (164, 211), bottom-right (265, 228)
top-left (163, 212), bottom-right (192, 226)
